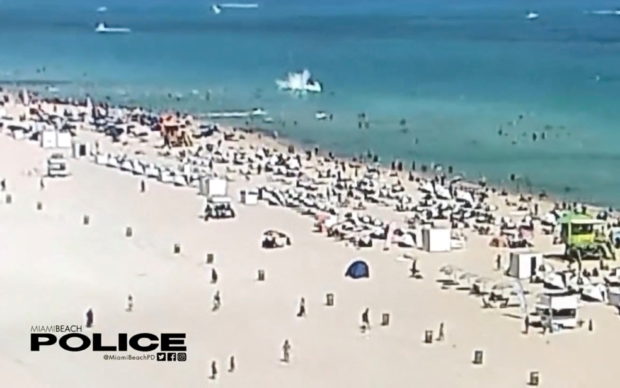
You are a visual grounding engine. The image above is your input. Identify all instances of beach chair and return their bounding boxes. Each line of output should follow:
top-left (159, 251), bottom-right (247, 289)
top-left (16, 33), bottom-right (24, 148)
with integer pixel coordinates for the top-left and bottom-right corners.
top-left (120, 158), bottom-right (133, 172)
top-left (160, 169), bottom-right (174, 184)
top-left (95, 153), bottom-right (109, 165)
top-left (173, 174), bottom-right (187, 186)
top-left (145, 164), bottom-right (158, 178)
top-left (106, 155), bottom-right (120, 169)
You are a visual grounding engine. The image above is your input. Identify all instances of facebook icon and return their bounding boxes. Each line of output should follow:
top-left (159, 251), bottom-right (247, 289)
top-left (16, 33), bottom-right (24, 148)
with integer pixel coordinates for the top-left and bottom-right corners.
top-left (167, 353), bottom-right (177, 361)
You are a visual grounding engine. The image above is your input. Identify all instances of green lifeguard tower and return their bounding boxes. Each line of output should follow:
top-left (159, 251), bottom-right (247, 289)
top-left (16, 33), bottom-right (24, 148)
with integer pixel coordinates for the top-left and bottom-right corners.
top-left (559, 212), bottom-right (616, 262)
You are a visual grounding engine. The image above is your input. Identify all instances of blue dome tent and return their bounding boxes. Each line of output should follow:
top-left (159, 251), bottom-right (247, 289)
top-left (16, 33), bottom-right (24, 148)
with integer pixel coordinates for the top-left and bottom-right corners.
top-left (345, 260), bottom-right (370, 279)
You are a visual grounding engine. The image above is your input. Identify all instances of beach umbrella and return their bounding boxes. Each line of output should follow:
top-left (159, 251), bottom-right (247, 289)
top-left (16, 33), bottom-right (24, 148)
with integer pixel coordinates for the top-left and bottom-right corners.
top-left (491, 280), bottom-right (515, 292)
top-left (457, 272), bottom-right (479, 287)
top-left (538, 262), bottom-right (555, 274)
top-left (474, 277), bottom-right (494, 286)
top-left (458, 272), bottom-right (478, 281)
top-left (543, 272), bottom-right (566, 290)
top-left (439, 264), bottom-right (462, 276)
top-left (567, 273), bottom-right (591, 291)
top-left (472, 277), bottom-right (494, 294)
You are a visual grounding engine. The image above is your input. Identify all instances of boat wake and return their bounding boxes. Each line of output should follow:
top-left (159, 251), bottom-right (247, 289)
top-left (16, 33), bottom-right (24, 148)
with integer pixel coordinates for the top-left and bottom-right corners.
top-left (95, 22), bottom-right (131, 34)
top-left (585, 9), bottom-right (620, 16)
top-left (212, 3), bottom-right (259, 14)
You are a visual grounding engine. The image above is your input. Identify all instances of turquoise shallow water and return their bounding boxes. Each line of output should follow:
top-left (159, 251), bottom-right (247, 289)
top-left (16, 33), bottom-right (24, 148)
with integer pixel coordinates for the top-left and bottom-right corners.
top-left (1, 0), bottom-right (619, 205)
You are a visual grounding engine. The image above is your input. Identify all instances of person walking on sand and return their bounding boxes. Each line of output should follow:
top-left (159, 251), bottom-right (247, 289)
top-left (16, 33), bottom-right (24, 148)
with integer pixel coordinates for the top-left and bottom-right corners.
top-left (523, 315), bottom-right (530, 335)
top-left (0, 178), bottom-right (6, 191)
top-left (212, 291), bottom-right (221, 311)
top-left (211, 268), bottom-right (218, 284)
top-left (210, 360), bottom-right (218, 379)
top-left (228, 355), bottom-right (235, 372)
top-left (282, 340), bottom-right (291, 363)
top-left (140, 179), bottom-right (146, 193)
top-left (126, 294), bottom-right (134, 312)
top-left (39, 177), bottom-right (45, 191)
top-left (437, 322), bottom-right (445, 341)
top-left (410, 259), bottom-right (419, 278)
top-left (85, 308), bottom-right (94, 328)
top-left (296, 297), bottom-right (306, 318)
top-left (361, 308), bottom-right (370, 330)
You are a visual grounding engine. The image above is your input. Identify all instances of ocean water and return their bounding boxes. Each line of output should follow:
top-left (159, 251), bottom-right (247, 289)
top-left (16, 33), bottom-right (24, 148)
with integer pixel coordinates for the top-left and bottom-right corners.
top-left (1, 0), bottom-right (619, 205)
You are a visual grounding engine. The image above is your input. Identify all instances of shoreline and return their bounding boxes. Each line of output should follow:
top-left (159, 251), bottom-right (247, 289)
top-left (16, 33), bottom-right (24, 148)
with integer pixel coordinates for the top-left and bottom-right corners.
top-left (3, 84), bottom-right (612, 209)
top-left (3, 85), bottom-right (612, 216)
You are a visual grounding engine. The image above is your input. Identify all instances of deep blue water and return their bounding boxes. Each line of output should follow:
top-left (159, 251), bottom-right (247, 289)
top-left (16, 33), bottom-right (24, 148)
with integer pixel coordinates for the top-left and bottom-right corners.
top-left (1, 0), bottom-right (619, 204)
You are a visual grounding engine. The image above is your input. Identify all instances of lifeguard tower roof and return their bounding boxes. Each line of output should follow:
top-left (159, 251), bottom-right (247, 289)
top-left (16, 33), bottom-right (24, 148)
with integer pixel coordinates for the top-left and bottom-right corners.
top-left (558, 212), bottom-right (605, 225)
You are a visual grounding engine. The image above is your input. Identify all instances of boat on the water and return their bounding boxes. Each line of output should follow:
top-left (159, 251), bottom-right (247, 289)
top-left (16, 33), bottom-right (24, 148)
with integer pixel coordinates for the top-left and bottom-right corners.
top-left (525, 11), bottom-right (539, 20)
top-left (251, 108), bottom-right (267, 116)
top-left (315, 111), bottom-right (329, 121)
top-left (95, 23), bottom-right (131, 34)
top-left (212, 3), bottom-right (258, 14)
top-left (276, 69), bottom-right (322, 94)
top-left (97, 6), bottom-right (108, 13)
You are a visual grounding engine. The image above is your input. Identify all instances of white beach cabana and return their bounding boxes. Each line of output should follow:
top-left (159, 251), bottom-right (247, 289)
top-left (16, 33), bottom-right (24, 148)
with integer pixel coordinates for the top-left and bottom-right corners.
top-left (506, 251), bottom-right (544, 279)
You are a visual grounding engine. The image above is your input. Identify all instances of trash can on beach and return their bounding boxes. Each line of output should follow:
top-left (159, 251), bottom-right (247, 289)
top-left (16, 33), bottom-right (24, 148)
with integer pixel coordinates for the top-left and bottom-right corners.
top-left (381, 313), bottom-right (390, 326)
top-left (473, 350), bottom-right (483, 365)
top-left (206, 253), bottom-right (215, 264)
top-left (424, 330), bottom-right (433, 344)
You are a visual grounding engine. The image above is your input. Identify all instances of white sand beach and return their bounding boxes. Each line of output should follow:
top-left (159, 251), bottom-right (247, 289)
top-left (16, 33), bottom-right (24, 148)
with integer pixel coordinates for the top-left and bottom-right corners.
top-left (1, 91), bottom-right (619, 388)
